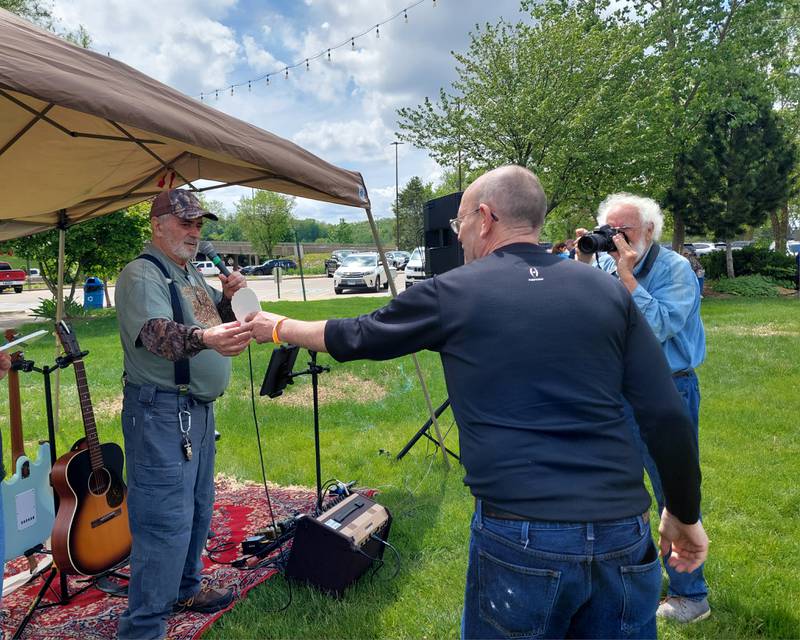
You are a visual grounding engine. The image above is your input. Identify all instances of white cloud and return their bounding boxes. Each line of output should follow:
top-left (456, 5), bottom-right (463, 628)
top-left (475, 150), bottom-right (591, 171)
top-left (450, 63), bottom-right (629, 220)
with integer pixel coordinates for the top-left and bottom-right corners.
top-left (242, 35), bottom-right (285, 73)
top-left (293, 117), bottom-right (395, 163)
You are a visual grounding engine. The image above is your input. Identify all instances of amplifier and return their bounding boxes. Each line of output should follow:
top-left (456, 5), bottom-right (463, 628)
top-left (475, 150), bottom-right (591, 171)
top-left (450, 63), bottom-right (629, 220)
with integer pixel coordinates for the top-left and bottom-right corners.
top-left (285, 493), bottom-right (392, 596)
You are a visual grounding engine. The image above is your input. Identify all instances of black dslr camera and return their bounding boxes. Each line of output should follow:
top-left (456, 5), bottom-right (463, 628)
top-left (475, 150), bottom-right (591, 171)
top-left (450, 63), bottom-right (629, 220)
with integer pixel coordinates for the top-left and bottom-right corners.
top-left (577, 224), bottom-right (629, 254)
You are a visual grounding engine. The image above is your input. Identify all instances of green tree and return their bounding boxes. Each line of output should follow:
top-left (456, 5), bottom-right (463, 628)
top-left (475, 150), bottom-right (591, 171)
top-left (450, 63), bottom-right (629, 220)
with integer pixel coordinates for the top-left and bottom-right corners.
top-left (397, 5), bottom-right (656, 222)
top-left (0, 0), bottom-right (53, 27)
top-left (613, 0), bottom-right (793, 247)
top-left (393, 177), bottom-right (433, 251)
top-left (236, 191), bottom-right (294, 257)
top-left (330, 218), bottom-right (354, 244)
top-left (667, 93), bottom-right (796, 277)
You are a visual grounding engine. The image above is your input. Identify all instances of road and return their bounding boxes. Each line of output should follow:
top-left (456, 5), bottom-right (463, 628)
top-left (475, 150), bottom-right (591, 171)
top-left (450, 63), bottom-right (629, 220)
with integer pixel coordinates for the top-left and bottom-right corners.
top-left (0, 273), bottom-right (407, 329)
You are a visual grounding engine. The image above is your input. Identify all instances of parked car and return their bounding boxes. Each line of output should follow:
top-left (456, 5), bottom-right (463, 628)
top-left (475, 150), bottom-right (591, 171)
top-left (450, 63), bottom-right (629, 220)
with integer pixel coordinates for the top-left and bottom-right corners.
top-left (191, 260), bottom-right (220, 276)
top-left (770, 240), bottom-right (800, 256)
top-left (404, 247), bottom-right (427, 289)
top-left (28, 267), bottom-right (41, 279)
top-left (384, 250), bottom-right (410, 270)
top-left (334, 253), bottom-right (397, 294)
top-left (325, 250), bottom-right (355, 277)
top-left (731, 240), bottom-right (755, 251)
top-left (0, 262), bottom-right (28, 293)
top-left (247, 258), bottom-right (297, 276)
top-left (684, 242), bottom-right (714, 256)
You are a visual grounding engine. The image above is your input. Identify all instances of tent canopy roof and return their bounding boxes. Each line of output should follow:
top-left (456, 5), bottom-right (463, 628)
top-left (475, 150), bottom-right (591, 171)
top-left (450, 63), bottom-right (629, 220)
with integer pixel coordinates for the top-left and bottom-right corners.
top-left (0, 8), bottom-right (369, 240)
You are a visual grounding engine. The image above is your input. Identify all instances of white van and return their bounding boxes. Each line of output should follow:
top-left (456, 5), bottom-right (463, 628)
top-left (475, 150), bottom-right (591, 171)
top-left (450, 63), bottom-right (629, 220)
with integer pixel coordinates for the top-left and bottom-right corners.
top-left (191, 260), bottom-right (220, 276)
top-left (404, 247), bottom-right (427, 289)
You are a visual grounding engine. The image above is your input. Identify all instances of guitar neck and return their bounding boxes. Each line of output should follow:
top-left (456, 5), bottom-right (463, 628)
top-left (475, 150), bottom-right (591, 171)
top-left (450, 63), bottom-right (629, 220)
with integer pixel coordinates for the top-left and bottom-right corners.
top-left (72, 359), bottom-right (104, 471)
top-left (7, 367), bottom-right (24, 475)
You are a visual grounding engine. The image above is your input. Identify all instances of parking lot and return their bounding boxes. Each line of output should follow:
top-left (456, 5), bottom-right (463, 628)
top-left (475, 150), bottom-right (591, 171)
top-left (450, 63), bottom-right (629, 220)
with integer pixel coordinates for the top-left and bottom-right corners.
top-left (0, 272), bottom-right (407, 329)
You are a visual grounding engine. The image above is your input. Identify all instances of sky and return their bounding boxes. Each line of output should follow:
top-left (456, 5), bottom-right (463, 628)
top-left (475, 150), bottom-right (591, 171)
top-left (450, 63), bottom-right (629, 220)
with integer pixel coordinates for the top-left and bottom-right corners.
top-left (50, 0), bottom-right (526, 222)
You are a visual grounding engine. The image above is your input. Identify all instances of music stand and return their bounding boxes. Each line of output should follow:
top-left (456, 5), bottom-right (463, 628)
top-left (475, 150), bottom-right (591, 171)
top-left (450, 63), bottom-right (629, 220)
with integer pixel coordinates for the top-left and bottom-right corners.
top-left (260, 346), bottom-right (329, 511)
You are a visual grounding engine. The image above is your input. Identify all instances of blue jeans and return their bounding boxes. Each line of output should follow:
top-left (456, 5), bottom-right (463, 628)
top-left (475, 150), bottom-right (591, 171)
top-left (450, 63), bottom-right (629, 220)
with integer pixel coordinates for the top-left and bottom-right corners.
top-left (626, 371), bottom-right (708, 601)
top-left (117, 384), bottom-right (217, 640)
top-left (462, 501), bottom-right (661, 639)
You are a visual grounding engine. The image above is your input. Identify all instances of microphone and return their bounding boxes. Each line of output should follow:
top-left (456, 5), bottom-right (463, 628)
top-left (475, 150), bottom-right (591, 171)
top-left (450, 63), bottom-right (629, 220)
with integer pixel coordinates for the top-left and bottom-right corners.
top-left (198, 241), bottom-right (231, 277)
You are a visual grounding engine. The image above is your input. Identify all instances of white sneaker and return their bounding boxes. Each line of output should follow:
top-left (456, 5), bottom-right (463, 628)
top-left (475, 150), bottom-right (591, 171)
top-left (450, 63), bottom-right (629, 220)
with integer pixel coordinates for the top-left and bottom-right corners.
top-left (657, 596), bottom-right (711, 623)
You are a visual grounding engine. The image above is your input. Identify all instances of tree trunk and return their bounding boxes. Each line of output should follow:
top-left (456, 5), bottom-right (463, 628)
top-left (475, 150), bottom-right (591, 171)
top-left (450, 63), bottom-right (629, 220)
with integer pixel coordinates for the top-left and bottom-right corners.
top-left (725, 242), bottom-right (735, 279)
top-left (104, 280), bottom-right (112, 308)
top-left (672, 213), bottom-right (685, 251)
top-left (770, 206), bottom-right (789, 253)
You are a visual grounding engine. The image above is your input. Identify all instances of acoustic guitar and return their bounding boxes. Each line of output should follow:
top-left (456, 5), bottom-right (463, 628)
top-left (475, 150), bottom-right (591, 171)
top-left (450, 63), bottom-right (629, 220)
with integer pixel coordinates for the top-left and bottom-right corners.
top-left (1, 329), bottom-right (55, 562)
top-left (50, 321), bottom-right (131, 576)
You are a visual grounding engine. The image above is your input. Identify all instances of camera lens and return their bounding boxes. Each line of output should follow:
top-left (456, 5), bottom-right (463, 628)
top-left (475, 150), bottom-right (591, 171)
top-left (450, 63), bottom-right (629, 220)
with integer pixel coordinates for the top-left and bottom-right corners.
top-left (578, 234), bottom-right (601, 254)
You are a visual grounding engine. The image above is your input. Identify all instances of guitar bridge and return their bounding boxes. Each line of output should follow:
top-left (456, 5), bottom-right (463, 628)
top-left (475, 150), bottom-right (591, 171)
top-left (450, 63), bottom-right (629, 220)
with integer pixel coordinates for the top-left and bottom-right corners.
top-left (91, 508), bottom-right (122, 528)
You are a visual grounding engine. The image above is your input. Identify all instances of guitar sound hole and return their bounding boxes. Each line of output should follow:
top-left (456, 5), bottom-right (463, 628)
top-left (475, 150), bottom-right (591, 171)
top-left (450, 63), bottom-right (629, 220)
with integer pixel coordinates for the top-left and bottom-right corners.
top-left (88, 468), bottom-right (111, 496)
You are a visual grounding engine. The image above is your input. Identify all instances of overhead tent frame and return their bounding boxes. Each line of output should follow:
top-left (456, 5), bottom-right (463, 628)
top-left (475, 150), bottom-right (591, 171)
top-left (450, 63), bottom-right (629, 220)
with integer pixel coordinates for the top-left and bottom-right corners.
top-left (0, 8), bottom-right (449, 465)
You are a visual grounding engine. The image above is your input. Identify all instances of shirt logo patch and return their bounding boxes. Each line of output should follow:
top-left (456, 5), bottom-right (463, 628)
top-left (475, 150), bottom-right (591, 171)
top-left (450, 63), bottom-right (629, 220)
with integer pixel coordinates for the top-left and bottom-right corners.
top-left (528, 266), bottom-right (543, 282)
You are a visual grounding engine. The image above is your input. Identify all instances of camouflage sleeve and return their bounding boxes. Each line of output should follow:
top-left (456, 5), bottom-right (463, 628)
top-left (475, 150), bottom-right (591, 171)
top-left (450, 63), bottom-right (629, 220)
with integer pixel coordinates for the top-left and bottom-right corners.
top-left (216, 296), bottom-right (235, 322)
top-left (138, 318), bottom-right (205, 361)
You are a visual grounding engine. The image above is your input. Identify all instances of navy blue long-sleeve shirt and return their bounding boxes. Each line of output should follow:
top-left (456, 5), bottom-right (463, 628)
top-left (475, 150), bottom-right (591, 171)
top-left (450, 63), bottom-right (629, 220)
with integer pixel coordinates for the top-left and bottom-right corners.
top-left (325, 243), bottom-right (701, 524)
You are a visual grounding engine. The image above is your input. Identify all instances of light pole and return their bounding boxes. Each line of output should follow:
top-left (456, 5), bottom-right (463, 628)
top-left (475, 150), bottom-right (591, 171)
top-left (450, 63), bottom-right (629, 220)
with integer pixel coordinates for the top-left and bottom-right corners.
top-left (391, 141), bottom-right (403, 249)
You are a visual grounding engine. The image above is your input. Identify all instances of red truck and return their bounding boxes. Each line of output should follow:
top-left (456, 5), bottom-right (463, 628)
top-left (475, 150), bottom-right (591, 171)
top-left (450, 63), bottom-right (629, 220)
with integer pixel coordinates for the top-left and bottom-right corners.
top-left (0, 262), bottom-right (27, 293)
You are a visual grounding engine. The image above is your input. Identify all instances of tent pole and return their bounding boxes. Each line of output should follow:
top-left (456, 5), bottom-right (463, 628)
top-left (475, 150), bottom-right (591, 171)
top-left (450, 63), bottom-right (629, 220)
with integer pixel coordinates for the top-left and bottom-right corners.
top-left (363, 206), bottom-right (450, 469)
top-left (53, 212), bottom-right (67, 431)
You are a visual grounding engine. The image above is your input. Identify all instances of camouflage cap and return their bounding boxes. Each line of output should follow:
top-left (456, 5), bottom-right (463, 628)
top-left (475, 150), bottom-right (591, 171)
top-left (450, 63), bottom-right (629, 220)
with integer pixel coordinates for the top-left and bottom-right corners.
top-left (150, 190), bottom-right (218, 221)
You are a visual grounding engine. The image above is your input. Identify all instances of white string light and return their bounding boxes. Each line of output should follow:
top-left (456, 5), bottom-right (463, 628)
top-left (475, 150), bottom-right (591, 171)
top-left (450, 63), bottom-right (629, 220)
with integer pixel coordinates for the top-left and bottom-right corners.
top-left (194, 0), bottom-right (432, 100)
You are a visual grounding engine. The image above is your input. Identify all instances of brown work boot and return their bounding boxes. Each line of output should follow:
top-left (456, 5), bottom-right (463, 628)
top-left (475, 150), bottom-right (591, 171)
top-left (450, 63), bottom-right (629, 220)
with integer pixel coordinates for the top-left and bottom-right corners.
top-left (173, 586), bottom-right (234, 614)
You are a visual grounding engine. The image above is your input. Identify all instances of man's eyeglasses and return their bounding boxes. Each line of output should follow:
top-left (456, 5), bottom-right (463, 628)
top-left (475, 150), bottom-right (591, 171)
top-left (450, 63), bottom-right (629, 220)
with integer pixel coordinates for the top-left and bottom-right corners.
top-left (449, 207), bottom-right (498, 234)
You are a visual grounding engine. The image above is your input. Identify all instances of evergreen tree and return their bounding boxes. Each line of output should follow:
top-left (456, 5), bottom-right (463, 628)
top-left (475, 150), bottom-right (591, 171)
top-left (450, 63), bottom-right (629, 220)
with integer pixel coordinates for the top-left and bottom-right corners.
top-left (667, 92), bottom-right (796, 277)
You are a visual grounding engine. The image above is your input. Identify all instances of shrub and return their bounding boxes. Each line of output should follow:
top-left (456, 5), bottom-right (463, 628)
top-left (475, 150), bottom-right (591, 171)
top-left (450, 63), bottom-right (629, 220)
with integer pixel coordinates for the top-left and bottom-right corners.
top-left (700, 247), bottom-right (796, 286)
top-left (31, 296), bottom-right (89, 319)
top-left (712, 275), bottom-right (782, 297)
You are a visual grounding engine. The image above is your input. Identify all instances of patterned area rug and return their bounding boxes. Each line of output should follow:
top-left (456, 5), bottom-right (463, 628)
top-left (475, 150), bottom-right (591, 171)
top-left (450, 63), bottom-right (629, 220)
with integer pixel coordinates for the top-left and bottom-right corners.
top-left (1, 475), bottom-right (320, 639)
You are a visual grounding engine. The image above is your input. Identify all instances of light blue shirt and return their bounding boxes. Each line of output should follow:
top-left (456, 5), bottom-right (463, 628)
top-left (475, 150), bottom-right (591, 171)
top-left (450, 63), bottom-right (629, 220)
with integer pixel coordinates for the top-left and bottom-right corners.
top-left (595, 246), bottom-right (705, 372)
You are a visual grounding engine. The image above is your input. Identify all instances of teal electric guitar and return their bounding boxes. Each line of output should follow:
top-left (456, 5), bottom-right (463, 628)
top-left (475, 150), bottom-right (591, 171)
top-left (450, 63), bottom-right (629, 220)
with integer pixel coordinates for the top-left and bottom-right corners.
top-left (2, 329), bottom-right (55, 562)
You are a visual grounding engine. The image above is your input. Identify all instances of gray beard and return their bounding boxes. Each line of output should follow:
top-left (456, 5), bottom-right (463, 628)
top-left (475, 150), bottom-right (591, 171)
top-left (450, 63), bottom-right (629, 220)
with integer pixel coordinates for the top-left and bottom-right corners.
top-left (171, 239), bottom-right (198, 262)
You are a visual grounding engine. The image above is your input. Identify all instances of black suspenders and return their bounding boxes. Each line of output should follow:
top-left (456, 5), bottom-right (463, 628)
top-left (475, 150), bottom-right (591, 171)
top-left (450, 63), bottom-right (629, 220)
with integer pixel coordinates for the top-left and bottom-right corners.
top-left (135, 254), bottom-right (190, 391)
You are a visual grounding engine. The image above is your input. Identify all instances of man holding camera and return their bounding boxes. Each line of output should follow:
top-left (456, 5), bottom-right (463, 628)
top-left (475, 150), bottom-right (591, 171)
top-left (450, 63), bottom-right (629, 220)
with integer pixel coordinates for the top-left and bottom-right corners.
top-left (576, 194), bottom-right (709, 623)
top-left (243, 166), bottom-right (708, 639)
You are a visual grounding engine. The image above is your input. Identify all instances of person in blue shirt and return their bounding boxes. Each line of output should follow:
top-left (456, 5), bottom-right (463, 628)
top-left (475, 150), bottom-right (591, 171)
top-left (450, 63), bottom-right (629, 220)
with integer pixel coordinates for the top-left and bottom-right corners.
top-left (577, 193), bottom-right (709, 623)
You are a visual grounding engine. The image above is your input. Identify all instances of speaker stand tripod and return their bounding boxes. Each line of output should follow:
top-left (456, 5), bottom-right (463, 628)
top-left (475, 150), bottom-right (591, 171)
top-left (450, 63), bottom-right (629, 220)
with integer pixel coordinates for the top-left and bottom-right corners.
top-left (395, 398), bottom-right (460, 462)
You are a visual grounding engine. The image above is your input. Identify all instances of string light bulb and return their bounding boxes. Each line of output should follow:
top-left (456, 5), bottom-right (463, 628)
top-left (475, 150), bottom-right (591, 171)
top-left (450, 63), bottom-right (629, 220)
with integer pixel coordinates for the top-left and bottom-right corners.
top-left (351, 37), bottom-right (355, 50)
top-left (215, 90), bottom-right (219, 100)
top-left (248, 80), bottom-right (251, 92)
top-left (404, 10), bottom-right (408, 22)
top-left (200, 92), bottom-right (204, 101)
top-left (266, 75), bottom-right (270, 86)
top-left (306, 58), bottom-right (310, 71)
top-left (327, 48), bottom-right (331, 61)
top-left (230, 85), bottom-right (234, 96)
top-left (376, 24), bottom-right (380, 38)
top-left (285, 67), bottom-right (289, 79)
top-left (433, 0), bottom-right (437, 5)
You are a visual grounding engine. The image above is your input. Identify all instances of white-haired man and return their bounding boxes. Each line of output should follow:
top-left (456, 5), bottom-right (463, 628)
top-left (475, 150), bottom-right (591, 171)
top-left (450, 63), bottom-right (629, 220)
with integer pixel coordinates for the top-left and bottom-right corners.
top-left (577, 194), bottom-right (709, 623)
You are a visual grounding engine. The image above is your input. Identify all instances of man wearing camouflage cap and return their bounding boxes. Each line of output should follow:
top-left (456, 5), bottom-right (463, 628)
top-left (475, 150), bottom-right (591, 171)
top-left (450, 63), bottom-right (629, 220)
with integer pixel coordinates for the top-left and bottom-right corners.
top-left (116, 189), bottom-right (251, 639)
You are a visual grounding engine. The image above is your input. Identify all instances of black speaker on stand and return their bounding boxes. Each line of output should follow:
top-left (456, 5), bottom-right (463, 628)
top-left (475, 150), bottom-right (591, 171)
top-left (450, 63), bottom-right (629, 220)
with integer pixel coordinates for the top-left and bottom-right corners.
top-left (424, 192), bottom-right (463, 277)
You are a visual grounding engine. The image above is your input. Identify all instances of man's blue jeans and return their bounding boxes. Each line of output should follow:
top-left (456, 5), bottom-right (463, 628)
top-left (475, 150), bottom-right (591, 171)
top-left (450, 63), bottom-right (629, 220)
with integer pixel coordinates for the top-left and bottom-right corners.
top-left (626, 371), bottom-right (708, 601)
top-left (117, 384), bottom-right (217, 640)
top-left (462, 501), bottom-right (662, 639)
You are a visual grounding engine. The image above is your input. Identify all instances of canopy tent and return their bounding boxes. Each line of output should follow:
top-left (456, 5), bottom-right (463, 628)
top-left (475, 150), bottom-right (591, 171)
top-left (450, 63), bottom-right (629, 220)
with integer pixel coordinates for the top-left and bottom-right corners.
top-left (0, 8), bottom-right (449, 464)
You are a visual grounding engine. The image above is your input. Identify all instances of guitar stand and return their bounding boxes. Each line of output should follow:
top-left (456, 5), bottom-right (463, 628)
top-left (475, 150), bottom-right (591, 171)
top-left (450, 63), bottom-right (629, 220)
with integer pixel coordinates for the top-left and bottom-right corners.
top-left (11, 351), bottom-right (130, 640)
top-left (395, 397), bottom-right (460, 462)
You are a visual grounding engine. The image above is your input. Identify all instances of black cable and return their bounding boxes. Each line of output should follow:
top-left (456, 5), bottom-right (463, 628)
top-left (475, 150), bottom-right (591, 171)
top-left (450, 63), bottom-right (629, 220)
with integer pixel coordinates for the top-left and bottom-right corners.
top-left (245, 344), bottom-right (293, 612)
top-left (370, 535), bottom-right (402, 580)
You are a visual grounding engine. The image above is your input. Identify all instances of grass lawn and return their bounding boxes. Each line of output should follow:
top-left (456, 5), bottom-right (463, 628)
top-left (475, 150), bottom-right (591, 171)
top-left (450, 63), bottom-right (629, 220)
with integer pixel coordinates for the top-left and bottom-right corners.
top-left (1, 296), bottom-right (798, 638)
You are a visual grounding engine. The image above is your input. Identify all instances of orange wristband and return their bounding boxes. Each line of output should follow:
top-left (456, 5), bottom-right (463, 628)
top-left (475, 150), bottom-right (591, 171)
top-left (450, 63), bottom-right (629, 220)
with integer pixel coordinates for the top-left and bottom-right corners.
top-left (272, 317), bottom-right (288, 344)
